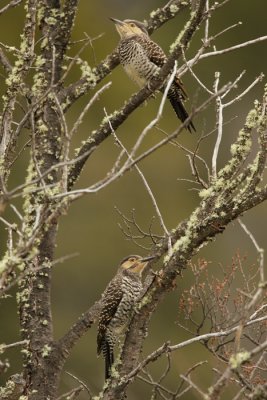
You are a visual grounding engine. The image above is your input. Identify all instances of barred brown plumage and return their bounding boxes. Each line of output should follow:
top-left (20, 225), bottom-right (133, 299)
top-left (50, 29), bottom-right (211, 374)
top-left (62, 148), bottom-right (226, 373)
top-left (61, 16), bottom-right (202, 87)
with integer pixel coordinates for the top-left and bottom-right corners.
top-left (110, 18), bottom-right (196, 132)
top-left (97, 255), bottom-right (154, 380)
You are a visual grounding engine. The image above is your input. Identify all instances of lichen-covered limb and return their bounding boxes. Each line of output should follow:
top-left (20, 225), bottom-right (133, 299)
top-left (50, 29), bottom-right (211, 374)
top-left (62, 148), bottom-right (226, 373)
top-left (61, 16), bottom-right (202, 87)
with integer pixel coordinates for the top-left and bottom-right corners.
top-left (249, 383), bottom-right (267, 400)
top-left (67, 0), bottom-right (206, 190)
top-left (207, 338), bottom-right (267, 400)
top-left (59, 0), bottom-right (79, 51)
top-left (0, 0), bottom-right (37, 186)
top-left (146, 0), bottom-right (190, 31)
top-left (0, 374), bottom-right (25, 400)
top-left (13, 1), bottom-right (80, 399)
top-left (59, 0), bottom-right (190, 109)
top-left (160, 0), bottom-right (206, 78)
top-left (97, 92), bottom-right (267, 400)
top-left (0, 0), bottom-right (38, 289)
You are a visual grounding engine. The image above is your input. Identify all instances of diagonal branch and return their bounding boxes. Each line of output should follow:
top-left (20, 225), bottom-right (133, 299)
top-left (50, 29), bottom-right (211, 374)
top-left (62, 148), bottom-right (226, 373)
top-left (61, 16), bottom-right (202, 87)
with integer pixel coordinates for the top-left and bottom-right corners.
top-left (67, 0), bottom-right (207, 190)
top-left (98, 93), bottom-right (267, 399)
top-left (59, 0), bottom-right (191, 108)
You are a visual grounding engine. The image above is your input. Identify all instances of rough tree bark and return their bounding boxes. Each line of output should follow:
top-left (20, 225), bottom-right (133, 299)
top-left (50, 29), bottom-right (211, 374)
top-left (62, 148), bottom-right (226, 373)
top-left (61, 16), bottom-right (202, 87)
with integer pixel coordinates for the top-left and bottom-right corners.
top-left (0, 0), bottom-right (266, 399)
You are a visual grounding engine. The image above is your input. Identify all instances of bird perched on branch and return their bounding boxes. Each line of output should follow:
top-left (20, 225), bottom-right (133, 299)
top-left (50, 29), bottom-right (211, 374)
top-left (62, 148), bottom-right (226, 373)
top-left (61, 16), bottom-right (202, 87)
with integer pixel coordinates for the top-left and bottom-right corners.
top-left (110, 18), bottom-right (195, 132)
top-left (97, 254), bottom-right (154, 379)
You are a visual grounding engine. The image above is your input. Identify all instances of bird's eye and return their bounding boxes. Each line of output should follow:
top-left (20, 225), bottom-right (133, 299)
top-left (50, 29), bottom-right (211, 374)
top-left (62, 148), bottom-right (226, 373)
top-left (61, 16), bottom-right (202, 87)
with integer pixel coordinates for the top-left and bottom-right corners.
top-left (130, 23), bottom-right (135, 27)
top-left (129, 257), bottom-right (135, 262)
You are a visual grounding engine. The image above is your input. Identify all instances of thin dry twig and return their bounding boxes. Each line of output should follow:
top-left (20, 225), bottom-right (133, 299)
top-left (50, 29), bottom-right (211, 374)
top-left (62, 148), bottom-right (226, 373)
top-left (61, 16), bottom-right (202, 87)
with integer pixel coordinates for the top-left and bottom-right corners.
top-left (53, 83), bottom-right (233, 201)
top-left (0, 0), bottom-right (22, 16)
top-left (104, 108), bottom-right (171, 249)
top-left (65, 371), bottom-right (92, 398)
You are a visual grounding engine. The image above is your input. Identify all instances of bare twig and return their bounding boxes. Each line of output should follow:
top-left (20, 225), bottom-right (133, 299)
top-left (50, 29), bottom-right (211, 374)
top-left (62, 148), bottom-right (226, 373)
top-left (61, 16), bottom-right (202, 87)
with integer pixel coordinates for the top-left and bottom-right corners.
top-left (0, 340), bottom-right (28, 351)
top-left (0, 0), bottom-right (22, 16)
top-left (65, 371), bottom-right (92, 398)
top-left (53, 83), bottom-right (233, 200)
top-left (104, 107), bottom-right (171, 250)
top-left (179, 374), bottom-right (207, 399)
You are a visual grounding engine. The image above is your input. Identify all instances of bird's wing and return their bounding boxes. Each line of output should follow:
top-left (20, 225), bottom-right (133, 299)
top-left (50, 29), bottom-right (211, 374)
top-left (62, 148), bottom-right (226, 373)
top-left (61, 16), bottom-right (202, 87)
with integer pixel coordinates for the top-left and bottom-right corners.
top-left (173, 76), bottom-right (188, 100)
top-left (136, 36), bottom-right (188, 100)
top-left (137, 35), bottom-right (167, 67)
top-left (97, 274), bottom-right (124, 355)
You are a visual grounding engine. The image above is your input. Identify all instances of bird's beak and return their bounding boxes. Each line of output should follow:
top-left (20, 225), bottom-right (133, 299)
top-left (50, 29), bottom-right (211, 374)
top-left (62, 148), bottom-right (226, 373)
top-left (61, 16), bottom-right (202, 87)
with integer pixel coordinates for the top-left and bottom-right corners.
top-left (129, 256), bottom-right (155, 275)
top-left (141, 256), bottom-right (155, 262)
top-left (137, 255), bottom-right (155, 274)
top-left (109, 17), bottom-right (124, 26)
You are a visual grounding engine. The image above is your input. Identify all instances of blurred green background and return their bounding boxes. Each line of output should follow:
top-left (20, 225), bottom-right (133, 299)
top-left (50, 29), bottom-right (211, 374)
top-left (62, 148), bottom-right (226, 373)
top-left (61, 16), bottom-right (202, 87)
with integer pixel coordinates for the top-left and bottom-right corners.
top-left (0, 0), bottom-right (267, 398)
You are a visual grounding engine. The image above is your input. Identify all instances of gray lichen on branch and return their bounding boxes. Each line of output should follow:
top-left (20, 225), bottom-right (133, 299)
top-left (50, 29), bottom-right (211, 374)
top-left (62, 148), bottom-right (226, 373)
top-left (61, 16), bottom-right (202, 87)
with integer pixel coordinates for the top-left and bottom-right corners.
top-left (0, 0), bottom-right (267, 399)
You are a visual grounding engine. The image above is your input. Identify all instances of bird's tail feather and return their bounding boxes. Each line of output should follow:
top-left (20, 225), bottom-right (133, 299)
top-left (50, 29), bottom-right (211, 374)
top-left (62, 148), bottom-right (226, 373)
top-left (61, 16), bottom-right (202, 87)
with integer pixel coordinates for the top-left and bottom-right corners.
top-left (104, 341), bottom-right (114, 380)
top-left (167, 87), bottom-right (196, 133)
